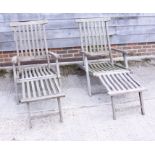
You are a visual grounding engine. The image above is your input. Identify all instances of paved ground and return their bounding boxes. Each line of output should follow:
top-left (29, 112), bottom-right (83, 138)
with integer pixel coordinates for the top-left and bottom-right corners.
top-left (0, 60), bottom-right (155, 140)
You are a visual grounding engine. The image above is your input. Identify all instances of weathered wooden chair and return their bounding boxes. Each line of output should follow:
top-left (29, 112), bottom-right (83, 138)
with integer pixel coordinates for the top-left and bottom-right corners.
top-left (76, 17), bottom-right (145, 119)
top-left (10, 20), bottom-right (65, 128)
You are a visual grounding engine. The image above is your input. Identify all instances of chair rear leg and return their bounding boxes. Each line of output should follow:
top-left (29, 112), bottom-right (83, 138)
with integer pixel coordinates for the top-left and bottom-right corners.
top-left (139, 92), bottom-right (145, 115)
top-left (57, 98), bottom-right (63, 122)
top-left (111, 96), bottom-right (116, 120)
top-left (27, 102), bottom-right (32, 129)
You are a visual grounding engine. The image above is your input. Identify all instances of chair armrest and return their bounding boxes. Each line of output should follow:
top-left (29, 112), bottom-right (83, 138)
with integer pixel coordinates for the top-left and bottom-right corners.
top-left (48, 52), bottom-right (60, 59)
top-left (111, 48), bottom-right (127, 55)
top-left (12, 56), bottom-right (18, 64)
top-left (111, 48), bottom-right (128, 69)
top-left (49, 52), bottom-right (61, 79)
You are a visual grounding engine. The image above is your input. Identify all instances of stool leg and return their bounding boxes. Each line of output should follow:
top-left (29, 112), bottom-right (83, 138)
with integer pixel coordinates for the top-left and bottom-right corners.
top-left (139, 92), bottom-right (145, 115)
top-left (111, 96), bottom-right (116, 120)
top-left (27, 102), bottom-right (32, 129)
top-left (57, 98), bottom-right (63, 122)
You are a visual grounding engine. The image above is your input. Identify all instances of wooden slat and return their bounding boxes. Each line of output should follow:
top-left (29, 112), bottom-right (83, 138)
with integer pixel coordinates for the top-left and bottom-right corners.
top-left (20, 93), bottom-right (65, 103)
top-left (43, 25), bottom-right (50, 64)
top-left (106, 74), bottom-right (122, 91)
top-left (28, 68), bottom-right (37, 98)
top-left (102, 75), bottom-right (117, 91)
top-left (53, 78), bottom-right (61, 92)
top-left (22, 25), bottom-right (28, 56)
top-left (34, 24), bottom-right (40, 56)
top-left (77, 18), bottom-right (111, 54)
top-left (98, 21), bottom-right (104, 52)
top-left (42, 67), bottom-right (53, 95)
top-left (101, 20), bottom-right (107, 51)
top-left (26, 24), bottom-right (32, 56)
top-left (30, 24), bottom-right (36, 56)
top-left (13, 27), bottom-right (20, 57)
top-left (98, 71), bottom-right (145, 96)
top-left (24, 69), bottom-right (31, 99)
top-left (90, 21), bottom-right (96, 53)
top-left (36, 67), bottom-right (47, 96)
top-left (38, 24), bottom-right (44, 56)
top-left (32, 68), bottom-right (41, 97)
top-left (88, 62), bottom-right (124, 74)
top-left (18, 26), bottom-right (24, 56)
top-left (116, 73), bottom-right (131, 90)
top-left (86, 21), bottom-right (92, 53)
top-left (94, 21), bottom-right (100, 52)
top-left (21, 69), bottom-right (26, 99)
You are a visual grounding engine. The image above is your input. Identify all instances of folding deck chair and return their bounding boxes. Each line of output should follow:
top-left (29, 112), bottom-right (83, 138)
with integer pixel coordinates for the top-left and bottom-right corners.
top-left (76, 17), bottom-right (145, 119)
top-left (10, 20), bottom-right (65, 128)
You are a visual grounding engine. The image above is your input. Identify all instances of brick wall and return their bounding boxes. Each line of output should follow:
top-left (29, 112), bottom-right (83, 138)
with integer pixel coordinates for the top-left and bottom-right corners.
top-left (1, 42), bottom-right (155, 67)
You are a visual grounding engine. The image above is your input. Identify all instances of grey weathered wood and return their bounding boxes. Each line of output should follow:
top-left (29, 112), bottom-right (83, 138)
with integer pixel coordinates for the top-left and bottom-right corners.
top-left (111, 96), bottom-right (116, 120)
top-left (27, 102), bottom-right (32, 129)
top-left (11, 20), bottom-right (65, 128)
top-left (139, 92), bottom-right (145, 115)
top-left (57, 97), bottom-right (63, 122)
top-left (77, 17), bottom-right (146, 119)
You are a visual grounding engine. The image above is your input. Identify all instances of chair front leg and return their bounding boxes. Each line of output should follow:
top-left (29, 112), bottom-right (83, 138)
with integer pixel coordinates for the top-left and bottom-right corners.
top-left (84, 56), bottom-right (92, 96)
top-left (139, 92), bottom-right (145, 115)
top-left (111, 96), bottom-right (116, 120)
top-left (27, 102), bottom-right (32, 129)
top-left (57, 97), bottom-right (63, 122)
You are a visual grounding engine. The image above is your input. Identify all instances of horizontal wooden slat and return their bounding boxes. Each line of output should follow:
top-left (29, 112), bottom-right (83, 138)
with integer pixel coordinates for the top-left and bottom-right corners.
top-left (20, 92), bottom-right (65, 103)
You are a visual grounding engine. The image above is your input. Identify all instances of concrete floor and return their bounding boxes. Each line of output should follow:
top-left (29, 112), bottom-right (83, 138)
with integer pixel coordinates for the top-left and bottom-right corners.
top-left (0, 61), bottom-right (155, 140)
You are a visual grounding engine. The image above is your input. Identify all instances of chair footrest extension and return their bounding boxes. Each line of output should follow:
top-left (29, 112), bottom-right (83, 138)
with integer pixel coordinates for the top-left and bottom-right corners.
top-left (98, 71), bottom-right (145, 96)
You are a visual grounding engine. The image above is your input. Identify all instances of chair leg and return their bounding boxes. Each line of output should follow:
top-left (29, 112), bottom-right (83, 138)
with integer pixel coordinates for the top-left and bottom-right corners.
top-left (57, 98), bottom-right (63, 122)
top-left (84, 56), bottom-right (92, 96)
top-left (27, 102), bottom-right (32, 129)
top-left (111, 96), bottom-right (116, 120)
top-left (14, 82), bottom-right (19, 104)
top-left (139, 92), bottom-right (145, 115)
top-left (86, 70), bottom-right (92, 96)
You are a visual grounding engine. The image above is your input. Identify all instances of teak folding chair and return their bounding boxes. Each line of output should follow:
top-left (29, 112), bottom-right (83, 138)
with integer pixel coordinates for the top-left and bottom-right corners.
top-left (76, 17), bottom-right (145, 119)
top-left (10, 20), bottom-right (65, 128)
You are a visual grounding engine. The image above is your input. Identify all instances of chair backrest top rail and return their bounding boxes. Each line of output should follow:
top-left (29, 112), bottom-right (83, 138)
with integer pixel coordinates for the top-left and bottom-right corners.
top-left (10, 20), bottom-right (48, 27)
top-left (76, 17), bottom-right (110, 23)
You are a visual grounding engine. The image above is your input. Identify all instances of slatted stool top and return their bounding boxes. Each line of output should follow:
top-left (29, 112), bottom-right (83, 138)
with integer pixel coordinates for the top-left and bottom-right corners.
top-left (98, 71), bottom-right (145, 96)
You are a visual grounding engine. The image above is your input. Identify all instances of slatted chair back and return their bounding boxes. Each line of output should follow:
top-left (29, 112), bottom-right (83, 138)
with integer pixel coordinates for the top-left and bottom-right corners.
top-left (76, 17), bottom-right (113, 60)
top-left (10, 20), bottom-right (50, 65)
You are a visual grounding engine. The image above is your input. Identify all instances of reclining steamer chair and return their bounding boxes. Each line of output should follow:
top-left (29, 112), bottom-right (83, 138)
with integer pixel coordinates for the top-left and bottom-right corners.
top-left (76, 17), bottom-right (145, 119)
top-left (10, 20), bottom-right (65, 128)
